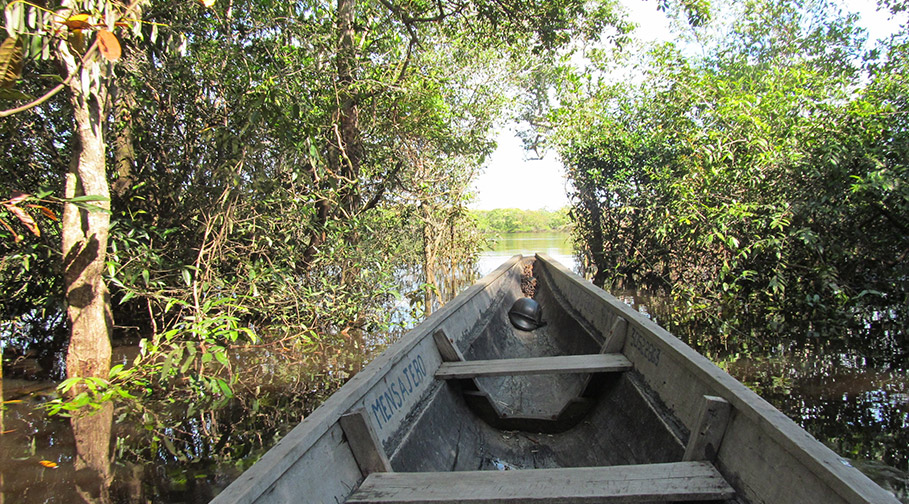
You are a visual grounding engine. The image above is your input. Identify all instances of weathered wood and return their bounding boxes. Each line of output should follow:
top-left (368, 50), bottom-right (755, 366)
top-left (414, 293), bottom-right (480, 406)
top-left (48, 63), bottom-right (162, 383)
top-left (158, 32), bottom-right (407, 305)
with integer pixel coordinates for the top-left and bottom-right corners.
top-left (683, 395), bottom-right (732, 462)
top-left (435, 353), bottom-right (631, 380)
top-left (214, 254), bottom-right (901, 504)
top-left (601, 316), bottom-right (628, 353)
top-left (347, 461), bottom-right (735, 503)
top-left (535, 254), bottom-right (901, 504)
top-left (339, 409), bottom-right (392, 477)
top-left (433, 329), bottom-right (464, 363)
top-left (210, 256), bottom-right (522, 504)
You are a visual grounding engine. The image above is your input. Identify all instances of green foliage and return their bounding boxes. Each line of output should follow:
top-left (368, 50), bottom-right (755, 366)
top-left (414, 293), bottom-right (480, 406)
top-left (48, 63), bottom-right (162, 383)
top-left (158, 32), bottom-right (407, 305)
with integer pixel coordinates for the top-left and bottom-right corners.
top-left (554, 0), bottom-right (909, 354)
top-left (3, 0), bottom-right (622, 410)
top-left (473, 208), bottom-right (570, 233)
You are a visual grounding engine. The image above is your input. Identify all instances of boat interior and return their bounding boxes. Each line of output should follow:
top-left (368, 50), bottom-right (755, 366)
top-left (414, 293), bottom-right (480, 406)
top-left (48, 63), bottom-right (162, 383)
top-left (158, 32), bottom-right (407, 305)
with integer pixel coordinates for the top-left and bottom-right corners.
top-left (214, 254), bottom-right (894, 504)
top-left (343, 256), bottom-right (739, 503)
top-left (388, 257), bottom-right (687, 472)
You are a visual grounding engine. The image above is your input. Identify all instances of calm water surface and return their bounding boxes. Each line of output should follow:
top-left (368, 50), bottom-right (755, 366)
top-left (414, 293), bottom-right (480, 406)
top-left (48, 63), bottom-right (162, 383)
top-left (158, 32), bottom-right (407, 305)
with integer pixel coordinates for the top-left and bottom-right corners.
top-left (477, 232), bottom-right (576, 275)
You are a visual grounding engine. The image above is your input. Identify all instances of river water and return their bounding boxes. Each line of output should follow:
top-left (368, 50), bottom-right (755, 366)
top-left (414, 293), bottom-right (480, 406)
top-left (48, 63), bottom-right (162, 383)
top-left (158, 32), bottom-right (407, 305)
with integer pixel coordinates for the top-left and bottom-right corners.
top-left (476, 232), bottom-right (577, 276)
top-left (1, 232), bottom-right (906, 502)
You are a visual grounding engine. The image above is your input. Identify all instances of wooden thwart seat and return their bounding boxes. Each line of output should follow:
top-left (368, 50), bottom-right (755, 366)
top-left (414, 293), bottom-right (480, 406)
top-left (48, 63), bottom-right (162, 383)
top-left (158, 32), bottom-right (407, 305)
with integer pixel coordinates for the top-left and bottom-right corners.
top-left (430, 328), bottom-right (634, 432)
top-left (346, 461), bottom-right (736, 503)
top-left (435, 353), bottom-right (632, 379)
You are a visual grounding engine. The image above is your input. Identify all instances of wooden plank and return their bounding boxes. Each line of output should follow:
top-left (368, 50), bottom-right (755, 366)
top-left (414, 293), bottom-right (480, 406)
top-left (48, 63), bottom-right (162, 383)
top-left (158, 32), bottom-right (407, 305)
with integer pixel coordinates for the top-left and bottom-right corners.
top-left (347, 461), bottom-right (735, 503)
top-left (435, 353), bottom-right (631, 380)
top-left (339, 409), bottom-right (392, 477)
top-left (535, 254), bottom-right (902, 504)
top-left (683, 395), bottom-right (732, 462)
top-left (601, 316), bottom-right (627, 353)
top-left (433, 329), bottom-right (465, 363)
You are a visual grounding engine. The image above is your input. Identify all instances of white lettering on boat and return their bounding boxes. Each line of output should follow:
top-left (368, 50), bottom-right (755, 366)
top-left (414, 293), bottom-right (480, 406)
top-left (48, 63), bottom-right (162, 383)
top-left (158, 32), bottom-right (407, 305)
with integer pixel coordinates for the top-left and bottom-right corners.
top-left (369, 354), bottom-right (428, 430)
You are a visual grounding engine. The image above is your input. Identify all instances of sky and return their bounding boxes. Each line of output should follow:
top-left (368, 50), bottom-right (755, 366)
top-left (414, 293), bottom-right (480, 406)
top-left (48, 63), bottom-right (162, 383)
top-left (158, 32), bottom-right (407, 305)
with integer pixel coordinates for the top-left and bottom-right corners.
top-left (471, 0), bottom-right (907, 211)
top-left (471, 128), bottom-right (569, 211)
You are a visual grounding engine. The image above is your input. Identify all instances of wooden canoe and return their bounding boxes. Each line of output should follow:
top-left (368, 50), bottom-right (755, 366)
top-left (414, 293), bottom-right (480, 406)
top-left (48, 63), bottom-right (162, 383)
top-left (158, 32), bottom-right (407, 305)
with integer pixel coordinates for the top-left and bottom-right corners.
top-left (212, 255), bottom-right (899, 504)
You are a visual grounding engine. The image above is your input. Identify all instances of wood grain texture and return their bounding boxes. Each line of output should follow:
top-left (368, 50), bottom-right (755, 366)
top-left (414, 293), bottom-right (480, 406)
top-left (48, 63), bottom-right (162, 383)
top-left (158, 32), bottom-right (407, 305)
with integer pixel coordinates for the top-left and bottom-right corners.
top-left (601, 316), bottom-right (628, 353)
top-left (211, 256), bottom-right (523, 504)
top-left (339, 409), bottom-right (392, 476)
top-left (535, 254), bottom-right (901, 504)
top-left (433, 329), bottom-right (465, 362)
top-left (434, 354), bottom-right (632, 379)
top-left (347, 461), bottom-right (735, 503)
top-left (683, 396), bottom-right (731, 462)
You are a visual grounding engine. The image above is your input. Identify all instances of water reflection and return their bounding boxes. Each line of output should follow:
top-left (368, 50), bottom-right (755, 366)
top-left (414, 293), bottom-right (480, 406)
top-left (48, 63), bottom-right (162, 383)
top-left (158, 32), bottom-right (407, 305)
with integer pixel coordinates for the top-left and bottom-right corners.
top-left (477, 232), bottom-right (577, 276)
top-left (1, 341), bottom-right (377, 504)
top-left (613, 288), bottom-right (909, 502)
top-left (71, 404), bottom-right (114, 503)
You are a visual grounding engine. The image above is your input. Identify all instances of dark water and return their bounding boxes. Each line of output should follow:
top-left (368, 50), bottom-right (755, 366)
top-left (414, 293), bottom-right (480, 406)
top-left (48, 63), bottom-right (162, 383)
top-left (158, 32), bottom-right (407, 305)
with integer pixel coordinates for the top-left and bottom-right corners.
top-left (1, 342), bottom-right (378, 504)
top-left (1, 232), bottom-right (907, 502)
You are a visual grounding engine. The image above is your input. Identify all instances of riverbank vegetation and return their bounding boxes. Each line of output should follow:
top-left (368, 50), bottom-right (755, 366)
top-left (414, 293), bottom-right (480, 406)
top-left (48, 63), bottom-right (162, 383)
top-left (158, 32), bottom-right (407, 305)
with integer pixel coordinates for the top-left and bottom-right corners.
top-left (472, 208), bottom-right (570, 234)
top-left (1, 0), bottom-right (622, 381)
top-left (550, 0), bottom-right (908, 363)
top-left (1, 0), bottom-right (625, 498)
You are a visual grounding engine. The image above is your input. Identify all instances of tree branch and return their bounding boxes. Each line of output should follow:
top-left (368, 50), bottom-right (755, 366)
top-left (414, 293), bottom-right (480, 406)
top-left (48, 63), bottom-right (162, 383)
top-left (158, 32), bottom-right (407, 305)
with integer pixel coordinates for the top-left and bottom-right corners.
top-left (0, 37), bottom-right (100, 118)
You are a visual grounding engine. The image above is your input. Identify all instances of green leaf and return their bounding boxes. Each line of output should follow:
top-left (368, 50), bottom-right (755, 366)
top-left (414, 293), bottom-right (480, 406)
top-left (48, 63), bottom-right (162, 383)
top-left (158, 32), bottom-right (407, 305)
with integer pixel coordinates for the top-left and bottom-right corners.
top-left (0, 87), bottom-right (33, 101)
top-left (164, 298), bottom-right (188, 314)
top-left (214, 349), bottom-right (230, 368)
top-left (179, 352), bottom-right (195, 373)
top-left (38, 73), bottom-right (64, 83)
top-left (108, 364), bottom-right (124, 379)
top-left (160, 352), bottom-right (174, 379)
top-left (215, 378), bottom-right (233, 398)
top-left (0, 36), bottom-right (23, 89)
top-left (65, 195), bottom-right (110, 203)
top-left (119, 291), bottom-right (136, 304)
top-left (58, 377), bottom-right (82, 394)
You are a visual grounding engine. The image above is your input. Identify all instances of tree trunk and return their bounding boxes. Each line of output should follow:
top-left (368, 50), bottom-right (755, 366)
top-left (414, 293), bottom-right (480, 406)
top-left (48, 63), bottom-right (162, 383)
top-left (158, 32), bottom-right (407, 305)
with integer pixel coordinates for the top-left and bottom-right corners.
top-left (421, 204), bottom-right (437, 316)
top-left (302, 0), bottom-right (361, 270)
top-left (581, 185), bottom-right (608, 288)
top-left (335, 0), bottom-right (361, 205)
top-left (58, 41), bottom-right (113, 383)
top-left (71, 402), bottom-right (114, 504)
top-left (112, 81), bottom-right (137, 198)
top-left (423, 234), bottom-right (436, 317)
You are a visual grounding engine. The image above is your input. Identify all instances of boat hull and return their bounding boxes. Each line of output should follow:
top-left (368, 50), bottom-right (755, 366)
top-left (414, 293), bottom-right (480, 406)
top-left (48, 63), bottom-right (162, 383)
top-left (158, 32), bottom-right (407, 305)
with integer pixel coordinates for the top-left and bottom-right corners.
top-left (212, 255), bottom-right (898, 504)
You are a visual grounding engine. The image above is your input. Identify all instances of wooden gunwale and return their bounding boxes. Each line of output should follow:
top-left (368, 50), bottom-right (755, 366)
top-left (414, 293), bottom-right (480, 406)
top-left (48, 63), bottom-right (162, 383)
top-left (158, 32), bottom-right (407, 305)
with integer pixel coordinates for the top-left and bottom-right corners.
top-left (214, 253), bottom-right (897, 504)
top-left (535, 253), bottom-right (897, 504)
top-left (212, 256), bottom-right (523, 504)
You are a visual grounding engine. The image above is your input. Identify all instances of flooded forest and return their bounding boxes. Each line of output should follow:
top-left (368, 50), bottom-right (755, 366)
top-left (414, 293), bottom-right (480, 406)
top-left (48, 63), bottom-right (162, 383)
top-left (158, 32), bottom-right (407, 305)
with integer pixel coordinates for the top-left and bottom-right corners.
top-left (2, 0), bottom-right (908, 502)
